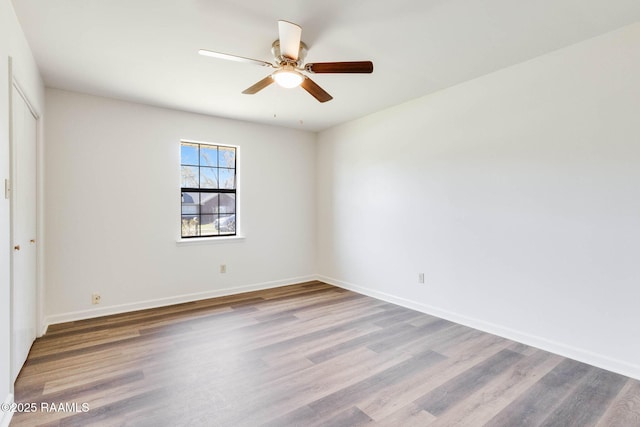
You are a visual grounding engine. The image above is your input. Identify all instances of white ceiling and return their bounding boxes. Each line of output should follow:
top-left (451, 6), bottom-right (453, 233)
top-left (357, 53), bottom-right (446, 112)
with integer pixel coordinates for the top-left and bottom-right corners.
top-left (12, 0), bottom-right (640, 131)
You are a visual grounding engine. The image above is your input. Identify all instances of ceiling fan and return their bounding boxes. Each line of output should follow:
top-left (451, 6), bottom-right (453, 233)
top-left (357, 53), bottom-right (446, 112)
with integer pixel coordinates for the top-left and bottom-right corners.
top-left (199, 20), bottom-right (373, 103)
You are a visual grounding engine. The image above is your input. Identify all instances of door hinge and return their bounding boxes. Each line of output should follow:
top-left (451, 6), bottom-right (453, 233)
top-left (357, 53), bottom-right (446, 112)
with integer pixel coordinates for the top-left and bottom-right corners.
top-left (4, 179), bottom-right (9, 199)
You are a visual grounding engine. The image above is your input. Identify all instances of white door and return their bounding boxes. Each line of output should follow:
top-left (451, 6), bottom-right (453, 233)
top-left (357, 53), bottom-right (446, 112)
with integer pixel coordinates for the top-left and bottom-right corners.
top-left (11, 84), bottom-right (38, 383)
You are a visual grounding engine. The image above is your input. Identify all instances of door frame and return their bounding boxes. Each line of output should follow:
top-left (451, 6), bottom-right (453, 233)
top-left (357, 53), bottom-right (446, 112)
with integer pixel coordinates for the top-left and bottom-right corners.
top-left (8, 57), bottom-right (43, 389)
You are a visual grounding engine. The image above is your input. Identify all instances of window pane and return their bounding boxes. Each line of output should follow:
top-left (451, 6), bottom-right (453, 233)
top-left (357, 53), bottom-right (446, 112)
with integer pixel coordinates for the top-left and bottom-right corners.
top-left (219, 146), bottom-right (236, 168)
top-left (200, 167), bottom-right (218, 188)
top-left (200, 193), bottom-right (218, 214)
top-left (181, 143), bottom-right (199, 166)
top-left (181, 215), bottom-right (200, 237)
top-left (200, 215), bottom-right (217, 236)
top-left (219, 194), bottom-right (235, 214)
top-left (216, 214), bottom-right (236, 235)
top-left (181, 192), bottom-right (200, 215)
top-left (200, 145), bottom-right (218, 167)
top-left (219, 168), bottom-right (235, 189)
top-left (181, 166), bottom-right (199, 188)
top-left (181, 142), bottom-right (237, 239)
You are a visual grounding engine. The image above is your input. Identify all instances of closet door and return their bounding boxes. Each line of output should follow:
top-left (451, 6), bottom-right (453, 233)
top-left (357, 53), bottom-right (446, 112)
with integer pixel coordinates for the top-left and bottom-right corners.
top-left (11, 84), bottom-right (38, 383)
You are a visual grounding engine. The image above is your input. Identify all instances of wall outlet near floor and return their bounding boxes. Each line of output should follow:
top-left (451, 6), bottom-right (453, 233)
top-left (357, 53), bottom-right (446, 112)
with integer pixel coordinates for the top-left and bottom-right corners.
top-left (418, 273), bottom-right (425, 284)
top-left (220, 264), bottom-right (227, 274)
top-left (92, 293), bottom-right (101, 305)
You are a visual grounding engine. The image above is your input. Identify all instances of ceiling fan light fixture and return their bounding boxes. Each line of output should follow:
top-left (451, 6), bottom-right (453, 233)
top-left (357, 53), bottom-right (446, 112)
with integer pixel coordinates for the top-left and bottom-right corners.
top-left (200, 20), bottom-right (372, 102)
top-left (273, 66), bottom-right (304, 88)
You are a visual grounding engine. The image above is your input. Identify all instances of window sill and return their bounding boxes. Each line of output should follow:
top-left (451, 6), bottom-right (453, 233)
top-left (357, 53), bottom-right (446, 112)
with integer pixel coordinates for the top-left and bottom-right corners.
top-left (176, 235), bottom-right (245, 246)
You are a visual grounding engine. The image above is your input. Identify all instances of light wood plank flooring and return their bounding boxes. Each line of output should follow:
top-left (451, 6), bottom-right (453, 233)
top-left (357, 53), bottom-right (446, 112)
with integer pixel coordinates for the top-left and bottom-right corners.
top-left (10, 281), bottom-right (640, 426)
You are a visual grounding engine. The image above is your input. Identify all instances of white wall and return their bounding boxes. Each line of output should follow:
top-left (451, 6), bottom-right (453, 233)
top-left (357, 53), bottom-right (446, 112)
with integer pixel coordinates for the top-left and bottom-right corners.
top-left (44, 89), bottom-right (316, 323)
top-left (317, 23), bottom-right (640, 379)
top-left (0, 0), bottom-right (45, 421)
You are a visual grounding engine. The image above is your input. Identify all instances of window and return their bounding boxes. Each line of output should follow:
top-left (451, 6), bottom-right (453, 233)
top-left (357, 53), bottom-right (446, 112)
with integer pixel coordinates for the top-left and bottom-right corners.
top-left (180, 141), bottom-right (237, 238)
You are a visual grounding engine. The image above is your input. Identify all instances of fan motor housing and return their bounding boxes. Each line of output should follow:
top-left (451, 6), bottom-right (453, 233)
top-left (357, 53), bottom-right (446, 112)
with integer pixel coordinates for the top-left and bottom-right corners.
top-left (272, 40), bottom-right (308, 66)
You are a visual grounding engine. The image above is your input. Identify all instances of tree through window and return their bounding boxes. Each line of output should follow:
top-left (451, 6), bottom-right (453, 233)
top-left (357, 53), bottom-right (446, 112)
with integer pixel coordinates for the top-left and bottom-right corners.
top-left (180, 141), bottom-right (237, 237)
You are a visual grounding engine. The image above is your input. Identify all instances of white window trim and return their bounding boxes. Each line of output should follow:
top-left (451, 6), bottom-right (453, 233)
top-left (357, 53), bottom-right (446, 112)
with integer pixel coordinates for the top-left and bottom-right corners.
top-left (178, 139), bottom-right (241, 242)
top-left (176, 235), bottom-right (245, 246)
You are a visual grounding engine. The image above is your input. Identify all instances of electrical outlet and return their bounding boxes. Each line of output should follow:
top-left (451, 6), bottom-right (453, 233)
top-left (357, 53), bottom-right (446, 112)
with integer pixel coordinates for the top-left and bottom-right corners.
top-left (220, 264), bottom-right (227, 274)
top-left (418, 273), bottom-right (425, 284)
top-left (92, 293), bottom-right (101, 305)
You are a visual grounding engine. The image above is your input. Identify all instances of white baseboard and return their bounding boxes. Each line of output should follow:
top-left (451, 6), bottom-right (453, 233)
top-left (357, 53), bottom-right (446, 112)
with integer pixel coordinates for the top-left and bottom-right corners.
top-left (44, 275), bottom-right (317, 330)
top-left (1, 394), bottom-right (14, 427)
top-left (318, 275), bottom-right (640, 381)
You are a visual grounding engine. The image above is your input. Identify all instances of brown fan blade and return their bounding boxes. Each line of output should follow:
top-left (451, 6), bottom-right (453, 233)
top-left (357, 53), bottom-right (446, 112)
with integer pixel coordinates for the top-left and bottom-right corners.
top-left (242, 75), bottom-right (274, 94)
top-left (199, 49), bottom-right (274, 68)
top-left (278, 20), bottom-right (302, 60)
top-left (305, 61), bottom-right (373, 74)
top-left (301, 77), bottom-right (333, 103)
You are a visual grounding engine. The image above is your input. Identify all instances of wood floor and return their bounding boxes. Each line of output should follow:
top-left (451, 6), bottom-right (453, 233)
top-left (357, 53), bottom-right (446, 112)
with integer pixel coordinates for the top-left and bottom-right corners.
top-left (11, 281), bottom-right (640, 426)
